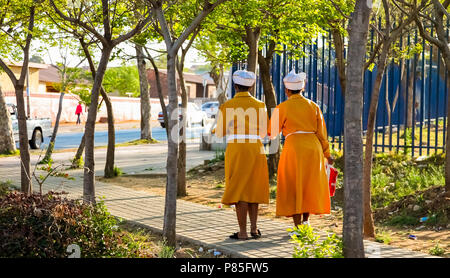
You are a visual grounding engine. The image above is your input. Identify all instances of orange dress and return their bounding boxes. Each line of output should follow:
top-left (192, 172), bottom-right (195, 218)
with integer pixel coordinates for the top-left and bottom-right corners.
top-left (215, 92), bottom-right (270, 205)
top-left (268, 94), bottom-right (331, 216)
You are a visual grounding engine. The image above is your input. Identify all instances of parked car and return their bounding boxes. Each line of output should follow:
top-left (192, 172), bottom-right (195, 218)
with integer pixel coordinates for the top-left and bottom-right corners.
top-left (8, 103), bottom-right (52, 149)
top-left (201, 101), bottom-right (219, 118)
top-left (158, 102), bottom-right (207, 128)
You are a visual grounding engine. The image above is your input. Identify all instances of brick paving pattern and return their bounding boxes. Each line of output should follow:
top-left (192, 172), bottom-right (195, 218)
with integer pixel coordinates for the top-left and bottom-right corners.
top-left (0, 145), bottom-right (437, 258)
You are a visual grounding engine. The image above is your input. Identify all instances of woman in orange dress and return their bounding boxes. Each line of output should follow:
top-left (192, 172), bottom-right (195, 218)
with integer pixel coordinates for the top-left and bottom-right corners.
top-left (215, 70), bottom-right (269, 240)
top-left (268, 70), bottom-right (334, 227)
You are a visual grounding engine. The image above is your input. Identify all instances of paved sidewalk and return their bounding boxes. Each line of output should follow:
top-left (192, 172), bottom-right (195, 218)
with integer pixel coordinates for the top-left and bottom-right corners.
top-left (0, 148), bottom-right (437, 258)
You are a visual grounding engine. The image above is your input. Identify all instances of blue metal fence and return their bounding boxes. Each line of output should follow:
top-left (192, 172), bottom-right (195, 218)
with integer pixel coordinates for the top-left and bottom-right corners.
top-left (231, 22), bottom-right (449, 157)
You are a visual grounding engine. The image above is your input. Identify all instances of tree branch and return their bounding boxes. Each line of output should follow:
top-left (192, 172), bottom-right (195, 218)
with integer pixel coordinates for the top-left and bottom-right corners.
top-left (329, 0), bottom-right (350, 20)
top-left (18, 4), bottom-right (35, 84)
top-left (49, 0), bottom-right (109, 46)
top-left (111, 8), bottom-right (155, 46)
top-left (171, 0), bottom-right (228, 54)
top-left (432, 0), bottom-right (450, 17)
top-left (0, 59), bottom-right (18, 86)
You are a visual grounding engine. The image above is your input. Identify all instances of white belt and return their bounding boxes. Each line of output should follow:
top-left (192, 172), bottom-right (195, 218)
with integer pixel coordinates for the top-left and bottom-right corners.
top-left (285, 130), bottom-right (315, 139)
top-left (227, 134), bottom-right (262, 142)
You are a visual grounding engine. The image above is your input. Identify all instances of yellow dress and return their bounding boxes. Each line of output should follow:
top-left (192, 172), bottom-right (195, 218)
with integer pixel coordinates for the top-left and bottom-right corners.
top-left (215, 92), bottom-right (270, 205)
top-left (268, 94), bottom-right (331, 216)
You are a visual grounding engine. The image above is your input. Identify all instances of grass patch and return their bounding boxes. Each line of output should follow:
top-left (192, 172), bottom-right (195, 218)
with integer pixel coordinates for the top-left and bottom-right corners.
top-left (386, 214), bottom-right (420, 227)
top-left (332, 151), bottom-right (445, 210)
top-left (370, 153), bottom-right (444, 209)
top-left (0, 149), bottom-right (20, 158)
top-left (215, 183), bottom-right (224, 189)
top-left (116, 139), bottom-right (159, 147)
top-left (375, 228), bottom-right (392, 244)
top-left (209, 150), bottom-right (225, 164)
top-left (158, 240), bottom-right (176, 258)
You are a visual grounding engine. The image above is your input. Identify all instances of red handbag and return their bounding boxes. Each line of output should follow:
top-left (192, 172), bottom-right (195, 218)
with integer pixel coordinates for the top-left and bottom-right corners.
top-left (326, 164), bottom-right (338, 197)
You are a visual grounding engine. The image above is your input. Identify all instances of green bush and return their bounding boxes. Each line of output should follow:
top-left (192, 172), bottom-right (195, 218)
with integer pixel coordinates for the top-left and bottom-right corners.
top-left (371, 153), bottom-right (445, 208)
top-left (0, 191), bottom-right (141, 258)
top-left (0, 181), bottom-right (12, 197)
top-left (429, 242), bottom-right (445, 256)
top-left (70, 156), bottom-right (84, 169)
top-left (289, 225), bottom-right (343, 258)
top-left (113, 166), bottom-right (124, 177)
top-left (210, 150), bottom-right (225, 164)
top-left (269, 186), bottom-right (277, 199)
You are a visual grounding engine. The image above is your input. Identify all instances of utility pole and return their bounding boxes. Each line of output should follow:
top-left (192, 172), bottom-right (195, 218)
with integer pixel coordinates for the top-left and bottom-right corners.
top-left (26, 64), bottom-right (31, 119)
top-left (202, 78), bottom-right (207, 99)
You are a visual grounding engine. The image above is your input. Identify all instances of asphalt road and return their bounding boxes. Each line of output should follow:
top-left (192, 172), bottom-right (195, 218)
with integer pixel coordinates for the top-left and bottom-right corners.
top-left (40, 125), bottom-right (210, 150)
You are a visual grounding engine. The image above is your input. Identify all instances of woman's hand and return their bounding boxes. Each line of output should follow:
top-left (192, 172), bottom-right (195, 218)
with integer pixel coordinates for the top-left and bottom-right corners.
top-left (327, 156), bottom-right (334, 165)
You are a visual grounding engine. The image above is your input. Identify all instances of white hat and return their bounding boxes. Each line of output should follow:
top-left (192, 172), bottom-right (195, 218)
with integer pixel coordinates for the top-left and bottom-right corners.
top-left (233, 70), bottom-right (256, 87)
top-left (283, 70), bottom-right (307, 90)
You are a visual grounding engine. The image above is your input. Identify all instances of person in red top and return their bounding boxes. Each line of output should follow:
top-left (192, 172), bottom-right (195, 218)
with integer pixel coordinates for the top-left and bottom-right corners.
top-left (75, 102), bottom-right (83, 125)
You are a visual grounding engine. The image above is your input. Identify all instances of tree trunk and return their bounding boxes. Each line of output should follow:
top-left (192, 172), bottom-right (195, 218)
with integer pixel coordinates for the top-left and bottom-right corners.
top-left (83, 47), bottom-right (113, 204)
top-left (385, 71), bottom-right (392, 139)
top-left (343, 0), bottom-right (371, 258)
top-left (15, 84), bottom-right (32, 195)
top-left (0, 4), bottom-right (34, 195)
top-left (244, 27), bottom-right (261, 96)
top-left (136, 44), bottom-right (153, 140)
top-left (72, 133), bottom-right (85, 168)
top-left (101, 88), bottom-right (115, 178)
top-left (0, 87), bottom-right (16, 154)
top-left (210, 64), bottom-right (224, 96)
top-left (258, 52), bottom-right (279, 178)
top-left (71, 100), bottom-right (104, 169)
top-left (176, 58), bottom-right (187, 197)
top-left (148, 54), bottom-right (169, 136)
top-left (163, 53), bottom-right (179, 247)
top-left (392, 61), bottom-right (405, 114)
top-left (406, 61), bottom-right (416, 129)
top-left (42, 92), bottom-right (65, 163)
top-left (363, 46), bottom-right (389, 239)
top-left (212, 65), bottom-right (227, 106)
top-left (79, 38), bottom-right (116, 180)
top-left (331, 26), bottom-right (347, 94)
top-left (444, 67), bottom-right (450, 195)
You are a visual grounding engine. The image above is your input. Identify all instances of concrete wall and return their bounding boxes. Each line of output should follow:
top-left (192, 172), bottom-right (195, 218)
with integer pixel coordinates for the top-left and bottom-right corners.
top-left (3, 91), bottom-right (165, 124)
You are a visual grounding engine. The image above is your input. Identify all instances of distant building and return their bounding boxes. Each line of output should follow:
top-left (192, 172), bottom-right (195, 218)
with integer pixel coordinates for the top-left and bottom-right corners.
top-left (0, 62), bottom-right (62, 94)
top-left (0, 62), bottom-right (48, 94)
top-left (1, 62), bottom-right (217, 100)
top-left (147, 68), bottom-right (216, 99)
top-left (38, 64), bottom-right (60, 93)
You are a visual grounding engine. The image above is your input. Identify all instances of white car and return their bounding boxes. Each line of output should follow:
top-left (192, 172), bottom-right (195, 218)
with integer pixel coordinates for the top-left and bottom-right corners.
top-left (158, 102), bottom-right (207, 128)
top-left (8, 103), bottom-right (52, 149)
top-left (201, 101), bottom-right (219, 118)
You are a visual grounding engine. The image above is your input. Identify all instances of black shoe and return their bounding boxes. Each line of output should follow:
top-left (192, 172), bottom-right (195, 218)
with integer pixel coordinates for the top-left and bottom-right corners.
top-left (229, 232), bottom-right (249, 240)
top-left (250, 229), bottom-right (261, 239)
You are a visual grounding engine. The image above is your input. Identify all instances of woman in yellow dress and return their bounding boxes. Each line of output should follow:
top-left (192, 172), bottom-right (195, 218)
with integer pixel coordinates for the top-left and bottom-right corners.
top-left (215, 70), bottom-right (270, 240)
top-left (268, 70), bottom-right (334, 227)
